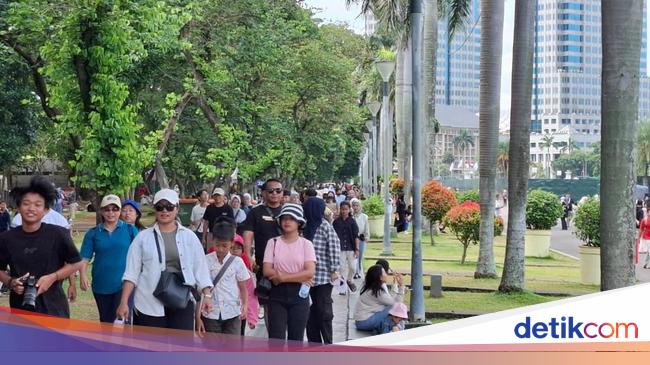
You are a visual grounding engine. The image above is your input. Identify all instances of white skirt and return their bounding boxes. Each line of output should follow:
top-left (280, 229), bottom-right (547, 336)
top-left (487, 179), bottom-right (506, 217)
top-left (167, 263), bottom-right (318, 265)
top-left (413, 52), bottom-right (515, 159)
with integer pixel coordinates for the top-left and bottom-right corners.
top-left (639, 238), bottom-right (650, 254)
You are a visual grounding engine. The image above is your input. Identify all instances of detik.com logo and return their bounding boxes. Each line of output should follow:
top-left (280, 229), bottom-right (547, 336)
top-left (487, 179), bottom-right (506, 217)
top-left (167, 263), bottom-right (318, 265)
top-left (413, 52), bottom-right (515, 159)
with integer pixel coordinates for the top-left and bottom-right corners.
top-left (514, 316), bottom-right (638, 339)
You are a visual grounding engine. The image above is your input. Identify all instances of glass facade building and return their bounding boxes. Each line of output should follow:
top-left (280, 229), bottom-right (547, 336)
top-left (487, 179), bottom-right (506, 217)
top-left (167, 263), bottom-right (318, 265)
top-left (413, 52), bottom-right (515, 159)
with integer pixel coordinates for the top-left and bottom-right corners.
top-left (531, 0), bottom-right (649, 135)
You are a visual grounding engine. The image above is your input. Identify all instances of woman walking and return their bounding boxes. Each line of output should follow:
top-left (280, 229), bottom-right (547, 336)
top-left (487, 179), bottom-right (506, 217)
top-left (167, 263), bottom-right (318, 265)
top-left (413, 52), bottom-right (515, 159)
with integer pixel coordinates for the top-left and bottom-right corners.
top-left (121, 199), bottom-right (145, 231)
top-left (639, 210), bottom-right (650, 269)
top-left (351, 198), bottom-right (369, 280)
top-left (303, 196), bottom-right (340, 344)
top-left (80, 195), bottom-right (139, 323)
top-left (332, 202), bottom-right (359, 293)
top-left (117, 189), bottom-right (213, 329)
top-left (191, 190), bottom-right (210, 240)
top-left (263, 203), bottom-right (316, 341)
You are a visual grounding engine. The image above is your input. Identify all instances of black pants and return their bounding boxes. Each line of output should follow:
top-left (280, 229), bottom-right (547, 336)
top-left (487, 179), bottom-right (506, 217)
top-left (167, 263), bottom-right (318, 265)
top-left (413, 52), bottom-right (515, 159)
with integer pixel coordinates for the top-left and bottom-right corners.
top-left (133, 301), bottom-right (194, 330)
top-left (93, 291), bottom-right (122, 323)
top-left (561, 215), bottom-right (568, 230)
top-left (201, 315), bottom-right (241, 335)
top-left (306, 284), bottom-right (334, 344)
top-left (268, 283), bottom-right (310, 341)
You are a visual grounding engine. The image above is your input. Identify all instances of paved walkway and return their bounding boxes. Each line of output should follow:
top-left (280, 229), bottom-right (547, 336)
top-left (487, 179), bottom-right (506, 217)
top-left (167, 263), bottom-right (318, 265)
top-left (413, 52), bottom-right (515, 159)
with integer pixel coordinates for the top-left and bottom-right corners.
top-left (549, 223), bottom-right (650, 283)
top-left (244, 276), bottom-right (369, 343)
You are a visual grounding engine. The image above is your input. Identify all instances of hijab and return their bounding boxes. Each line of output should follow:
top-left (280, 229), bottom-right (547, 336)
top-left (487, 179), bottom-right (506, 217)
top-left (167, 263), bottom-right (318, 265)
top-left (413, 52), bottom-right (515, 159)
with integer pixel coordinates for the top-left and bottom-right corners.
top-left (303, 196), bottom-right (325, 241)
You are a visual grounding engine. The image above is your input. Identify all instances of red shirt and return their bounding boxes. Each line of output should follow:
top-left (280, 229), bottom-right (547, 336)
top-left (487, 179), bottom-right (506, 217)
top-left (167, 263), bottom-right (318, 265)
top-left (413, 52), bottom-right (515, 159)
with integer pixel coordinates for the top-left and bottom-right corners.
top-left (640, 218), bottom-right (650, 240)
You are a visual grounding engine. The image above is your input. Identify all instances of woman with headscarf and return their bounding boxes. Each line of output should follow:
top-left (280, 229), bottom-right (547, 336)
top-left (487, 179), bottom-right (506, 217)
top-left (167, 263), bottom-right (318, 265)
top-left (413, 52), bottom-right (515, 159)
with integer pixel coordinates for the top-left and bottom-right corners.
top-left (350, 198), bottom-right (369, 279)
top-left (303, 197), bottom-right (340, 344)
top-left (230, 194), bottom-right (247, 235)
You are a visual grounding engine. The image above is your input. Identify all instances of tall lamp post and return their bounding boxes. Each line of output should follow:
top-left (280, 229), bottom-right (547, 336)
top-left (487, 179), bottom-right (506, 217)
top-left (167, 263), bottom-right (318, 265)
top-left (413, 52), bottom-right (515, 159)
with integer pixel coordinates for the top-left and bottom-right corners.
top-left (367, 102), bottom-right (381, 195)
top-left (375, 60), bottom-right (395, 256)
top-left (362, 133), bottom-right (370, 194)
top-left (365, 121), bottom-right (375, 194)
top-left (409, 0), bottom-right (425, 323)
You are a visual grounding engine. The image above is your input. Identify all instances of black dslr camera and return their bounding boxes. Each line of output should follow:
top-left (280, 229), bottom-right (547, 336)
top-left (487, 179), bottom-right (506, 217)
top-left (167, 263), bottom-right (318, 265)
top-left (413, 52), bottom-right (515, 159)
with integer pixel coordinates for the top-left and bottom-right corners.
top-left (21, 275), bottom-right (37, 310)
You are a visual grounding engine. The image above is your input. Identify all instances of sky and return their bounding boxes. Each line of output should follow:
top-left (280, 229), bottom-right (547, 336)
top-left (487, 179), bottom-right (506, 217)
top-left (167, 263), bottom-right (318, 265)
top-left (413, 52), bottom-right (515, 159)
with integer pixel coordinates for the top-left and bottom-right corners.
top-left (303, 0), bottom-right (650, 121)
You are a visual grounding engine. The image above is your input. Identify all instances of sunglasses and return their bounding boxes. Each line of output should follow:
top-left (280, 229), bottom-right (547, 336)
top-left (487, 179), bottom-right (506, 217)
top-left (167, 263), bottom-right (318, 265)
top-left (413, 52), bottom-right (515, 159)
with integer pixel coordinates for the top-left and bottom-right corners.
top-left (265, 188), bottom-right (283, 194)
top-left (154, 204), bottom-right (176, 212)
top-left (102, 206), bottom-right (120, 212)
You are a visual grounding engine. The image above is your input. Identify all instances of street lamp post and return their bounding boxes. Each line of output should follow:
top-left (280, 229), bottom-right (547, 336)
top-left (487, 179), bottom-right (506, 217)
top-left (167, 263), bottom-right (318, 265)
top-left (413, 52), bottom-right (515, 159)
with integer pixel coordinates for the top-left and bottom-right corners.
top-left (409, 0), bottom-right (425, 323)
top-left (364, 121), bottom-right (375, 194)
top-left (367, 102), bottom-right (381, 195)
top-left (375, 60), bottom-right (395, 256)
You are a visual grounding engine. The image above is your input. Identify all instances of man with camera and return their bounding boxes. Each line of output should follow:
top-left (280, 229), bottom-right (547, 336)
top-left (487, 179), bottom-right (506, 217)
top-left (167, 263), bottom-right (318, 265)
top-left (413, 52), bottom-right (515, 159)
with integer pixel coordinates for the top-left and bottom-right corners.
top-left (0, 176), bottom-right (82, 317)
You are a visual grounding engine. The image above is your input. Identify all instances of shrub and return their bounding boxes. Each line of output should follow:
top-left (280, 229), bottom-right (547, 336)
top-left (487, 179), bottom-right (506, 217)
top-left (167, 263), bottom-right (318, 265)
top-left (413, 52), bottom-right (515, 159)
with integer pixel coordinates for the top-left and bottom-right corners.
top-left (442, 202), bottom-right (503, 264)
top-left (422, 180), bottom-right (458, 245)
top-left (390, 177), bottom-right (405, 195)
top-left (363, 194), bottom-right (384, 217)
top-left (456, 189), bottom-right (480, 203)
top-left (526, 189), bottom-right (563, 230)
top-left (573, 197), bottom-right (600, 247)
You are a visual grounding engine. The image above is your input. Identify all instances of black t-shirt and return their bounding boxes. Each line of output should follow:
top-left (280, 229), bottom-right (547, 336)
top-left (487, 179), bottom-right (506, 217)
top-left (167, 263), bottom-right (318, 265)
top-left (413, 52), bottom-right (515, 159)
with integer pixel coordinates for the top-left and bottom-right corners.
top-left (241, 205), bottom-right (282, 264)
top-left (202, 204), bottom-right (234, 232)
top-left (0, 223), bottom-right (82, 317)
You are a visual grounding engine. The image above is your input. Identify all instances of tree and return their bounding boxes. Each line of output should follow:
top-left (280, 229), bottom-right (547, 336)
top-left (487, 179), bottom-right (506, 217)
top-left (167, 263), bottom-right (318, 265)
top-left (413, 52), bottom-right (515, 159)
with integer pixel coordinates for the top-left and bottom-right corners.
top-left (539, 134), bottom-right (555, 178)
top-left (452, 128), bottom-right (475, 159)
top-left (499, 0), bottom-right (535, 293)
top-left (637, 121), bottom-right (650, 186)
top-left (476, 0), bottom-right (504, 279)
top-left (600, 0), bottom-right (642, 290)
top-left (496, 141), bottom-right (509, 177)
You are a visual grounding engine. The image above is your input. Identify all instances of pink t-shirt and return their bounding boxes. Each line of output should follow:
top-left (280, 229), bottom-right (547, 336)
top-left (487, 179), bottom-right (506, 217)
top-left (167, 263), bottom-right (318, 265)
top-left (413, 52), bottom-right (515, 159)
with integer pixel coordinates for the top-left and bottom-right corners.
top-left (263, 236), bottom-right (317, 274)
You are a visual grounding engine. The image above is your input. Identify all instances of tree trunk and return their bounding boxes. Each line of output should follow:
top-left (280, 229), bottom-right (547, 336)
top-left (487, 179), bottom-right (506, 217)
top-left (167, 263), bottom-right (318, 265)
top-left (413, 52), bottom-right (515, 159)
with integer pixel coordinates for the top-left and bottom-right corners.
top-left (429, 221), bottom-right (435, 246)
top-left (423, 0), bottom-right (437, 182)
top-left (461, 243), bottom-right (468, 265)
top-left (395, 48), bottom-right (405, 182)
top-left (402, 39), bottom-right (413, 205)
top-left (600, 0), bottom-right (642, 290)
top-left (154, 91), bottom-right (192, 189)
top-left (475, 0), bottom-right (504, 279)
top-left (499, 0), bottom-right (535, 293)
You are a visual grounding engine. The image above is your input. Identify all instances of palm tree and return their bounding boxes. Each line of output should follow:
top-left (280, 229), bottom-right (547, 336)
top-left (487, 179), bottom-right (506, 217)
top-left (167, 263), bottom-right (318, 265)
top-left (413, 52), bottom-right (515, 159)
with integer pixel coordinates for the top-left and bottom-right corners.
top-left (559, 137), bottom-right (579, 155)
top-left (539, 134), bottom-right (555, 178)
top-left (475, 0), bottom-right (504, 279)
top-left (601, 0), bottom-right (643, 290)
top-left (496, 141), bottom-right (509, 177)
top-left (637, 121), bottom-right (650, 186)
top-left (452, 128), bottom-right (474, 159)
top-left (497, 0), bottom-right (535, 293)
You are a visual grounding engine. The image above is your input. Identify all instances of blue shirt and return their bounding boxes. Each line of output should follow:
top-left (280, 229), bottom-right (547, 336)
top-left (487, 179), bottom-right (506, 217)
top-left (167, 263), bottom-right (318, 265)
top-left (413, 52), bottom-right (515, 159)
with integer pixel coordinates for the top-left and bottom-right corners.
top-left (80, 220), bottom-right (138, 294)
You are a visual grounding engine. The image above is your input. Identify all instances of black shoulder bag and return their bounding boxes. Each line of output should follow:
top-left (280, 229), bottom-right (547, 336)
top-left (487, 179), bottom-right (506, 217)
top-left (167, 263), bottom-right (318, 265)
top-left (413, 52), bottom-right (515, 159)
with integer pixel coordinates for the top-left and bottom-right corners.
top-left (152, 230), bottom-right (192, 309)
top-left (254, 238), bottom-right (276, 302)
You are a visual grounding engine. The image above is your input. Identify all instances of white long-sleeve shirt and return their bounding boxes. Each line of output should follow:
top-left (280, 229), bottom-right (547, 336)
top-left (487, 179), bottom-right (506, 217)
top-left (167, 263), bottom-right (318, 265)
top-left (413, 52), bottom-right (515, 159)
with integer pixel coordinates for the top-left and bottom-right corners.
top-left (353, 212), bottom-right (370, 240)
top-left (122, 223), bottom-right (212, 317)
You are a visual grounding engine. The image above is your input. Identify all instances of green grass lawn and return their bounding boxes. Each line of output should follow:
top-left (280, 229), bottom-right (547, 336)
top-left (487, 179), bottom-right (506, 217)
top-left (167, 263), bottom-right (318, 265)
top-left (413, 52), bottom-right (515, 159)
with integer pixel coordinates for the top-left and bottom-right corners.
top-left (361, 232), bottom-right (598, 296)
top-left (416, 291), bottom-right (553, 313)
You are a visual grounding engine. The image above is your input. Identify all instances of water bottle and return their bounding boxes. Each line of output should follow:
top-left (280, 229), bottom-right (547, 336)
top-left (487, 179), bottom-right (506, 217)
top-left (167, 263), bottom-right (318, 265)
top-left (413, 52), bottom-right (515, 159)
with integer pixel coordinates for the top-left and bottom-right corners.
top-left (299, 283), bottom-right (310, 298)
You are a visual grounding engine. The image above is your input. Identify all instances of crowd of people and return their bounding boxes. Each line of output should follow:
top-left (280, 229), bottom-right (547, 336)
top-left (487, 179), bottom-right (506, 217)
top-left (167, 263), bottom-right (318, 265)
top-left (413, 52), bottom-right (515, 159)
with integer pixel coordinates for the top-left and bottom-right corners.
top-left (0, 176), bottom-right (407, 344)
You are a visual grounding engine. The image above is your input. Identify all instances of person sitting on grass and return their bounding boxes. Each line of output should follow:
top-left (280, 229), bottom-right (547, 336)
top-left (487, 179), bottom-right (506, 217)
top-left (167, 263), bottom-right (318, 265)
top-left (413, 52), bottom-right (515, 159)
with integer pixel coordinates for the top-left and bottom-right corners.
top-left (196, 218), bottom-right (249, 336)
top-left (353, 264), bottom-right (405, 335)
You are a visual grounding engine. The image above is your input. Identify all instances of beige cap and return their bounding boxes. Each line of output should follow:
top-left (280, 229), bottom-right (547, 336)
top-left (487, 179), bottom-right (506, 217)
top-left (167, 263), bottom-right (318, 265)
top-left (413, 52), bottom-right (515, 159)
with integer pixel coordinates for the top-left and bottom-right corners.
top-left (100, 195), bottom-right (122, 209)
top-left (212, 187), bottom-right (226, 196)
top-left (153, 189), bottom-right (179, 205)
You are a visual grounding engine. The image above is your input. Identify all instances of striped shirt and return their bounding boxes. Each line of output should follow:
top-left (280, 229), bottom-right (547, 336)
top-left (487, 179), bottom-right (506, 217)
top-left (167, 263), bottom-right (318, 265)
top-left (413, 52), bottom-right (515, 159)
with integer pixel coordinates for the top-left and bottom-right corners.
top-left (311, 220), bottom-right (341, 286)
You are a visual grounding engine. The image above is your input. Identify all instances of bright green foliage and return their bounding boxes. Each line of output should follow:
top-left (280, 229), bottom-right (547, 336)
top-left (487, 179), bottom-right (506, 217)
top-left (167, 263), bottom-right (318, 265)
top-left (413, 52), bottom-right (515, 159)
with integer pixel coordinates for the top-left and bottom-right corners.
top-left (363, 194), bottom-right (385, 217)
top-left (0, 46), bottom-right (43, 171)
top-left (525, 189), bottom-right (563, 230)
top-left (552, 150), bottom-right (600, 178)
top-left (573, 197), bottom-right (600, 247)
top-left (457, 189), bottom-right (480, 203)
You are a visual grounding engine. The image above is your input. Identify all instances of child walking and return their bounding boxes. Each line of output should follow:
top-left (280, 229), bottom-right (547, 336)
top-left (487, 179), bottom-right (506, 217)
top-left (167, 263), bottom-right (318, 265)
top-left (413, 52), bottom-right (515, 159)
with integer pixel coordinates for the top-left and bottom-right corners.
top-left (196, 218), bottom-right (250, 336)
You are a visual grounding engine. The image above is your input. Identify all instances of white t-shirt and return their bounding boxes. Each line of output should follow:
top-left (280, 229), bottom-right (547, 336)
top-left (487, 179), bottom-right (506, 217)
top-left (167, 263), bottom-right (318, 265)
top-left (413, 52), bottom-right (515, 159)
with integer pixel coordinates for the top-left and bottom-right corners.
top-left (11, 209), bottom-right (70, 229)
top-left (203, 253), bottom-right (250, 320)
top-left (191, 204), bottom-right (208, 232)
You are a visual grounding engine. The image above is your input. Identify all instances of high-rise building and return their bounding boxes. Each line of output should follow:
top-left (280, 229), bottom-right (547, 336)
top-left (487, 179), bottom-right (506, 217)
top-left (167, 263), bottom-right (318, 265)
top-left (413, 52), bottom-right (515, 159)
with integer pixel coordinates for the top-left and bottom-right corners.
top-left (362, 2), bottom-right (481, 112)
top-left (436, 0), bottom-right (482, 112)
top-left (530, 0), bottom-right (649, 177)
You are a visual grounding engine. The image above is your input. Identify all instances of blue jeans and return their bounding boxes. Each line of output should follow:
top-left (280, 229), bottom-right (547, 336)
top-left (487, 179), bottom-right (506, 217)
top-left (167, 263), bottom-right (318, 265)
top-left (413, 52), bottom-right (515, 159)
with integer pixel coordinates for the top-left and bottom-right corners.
top-left (381, 317), bottom-right (405, 334)
top-left (356, 240), bottom-right (366, 276)
top-left (355, 305), bottom-right (391, 334)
